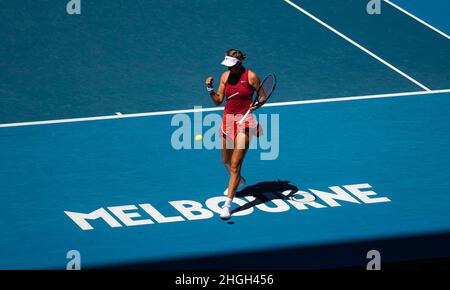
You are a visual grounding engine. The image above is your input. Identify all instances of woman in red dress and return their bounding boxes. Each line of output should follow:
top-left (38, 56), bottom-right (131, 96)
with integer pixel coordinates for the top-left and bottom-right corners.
top-left (205, 49), bottom-right (263, 219)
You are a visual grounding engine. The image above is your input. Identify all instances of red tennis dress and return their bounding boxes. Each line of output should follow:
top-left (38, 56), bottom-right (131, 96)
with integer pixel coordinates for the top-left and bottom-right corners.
top-left (221, 69), bottom-right (262, 141)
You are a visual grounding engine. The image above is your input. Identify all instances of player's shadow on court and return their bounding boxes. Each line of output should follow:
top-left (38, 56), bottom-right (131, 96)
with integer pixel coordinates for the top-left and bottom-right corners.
top-left (231, 180), bottom-right (299, 215)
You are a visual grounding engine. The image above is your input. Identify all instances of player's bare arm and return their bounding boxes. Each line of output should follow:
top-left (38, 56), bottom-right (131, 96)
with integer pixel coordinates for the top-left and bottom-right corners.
top-left (248, 70), bottom-right (262, 110)
top-left (205, 71), bottom-right (229, 106)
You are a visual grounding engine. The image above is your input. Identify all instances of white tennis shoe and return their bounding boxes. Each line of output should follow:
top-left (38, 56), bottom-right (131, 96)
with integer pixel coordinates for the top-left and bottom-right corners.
top-left (223, 176), bottom-right (246, 196)
top-left (220, 206), bottom-right (232, 220)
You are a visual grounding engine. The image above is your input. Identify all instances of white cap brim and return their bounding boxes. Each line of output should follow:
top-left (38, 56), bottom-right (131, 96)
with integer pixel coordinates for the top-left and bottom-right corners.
top-left (221, 56), bottom-right (240, 67)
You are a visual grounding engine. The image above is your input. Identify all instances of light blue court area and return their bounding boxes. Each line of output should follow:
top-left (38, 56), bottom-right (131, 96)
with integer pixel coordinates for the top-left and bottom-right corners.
top-left (1, 91), bottom-right (450, 269)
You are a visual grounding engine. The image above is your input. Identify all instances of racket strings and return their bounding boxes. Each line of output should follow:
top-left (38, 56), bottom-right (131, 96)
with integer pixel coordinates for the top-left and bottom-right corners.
top-left (255, 74), bottom-right (276, 106)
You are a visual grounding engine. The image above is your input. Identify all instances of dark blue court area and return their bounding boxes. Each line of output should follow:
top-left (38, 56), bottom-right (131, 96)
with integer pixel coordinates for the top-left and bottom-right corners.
top-left (0, 0), bottom-right (449, 270)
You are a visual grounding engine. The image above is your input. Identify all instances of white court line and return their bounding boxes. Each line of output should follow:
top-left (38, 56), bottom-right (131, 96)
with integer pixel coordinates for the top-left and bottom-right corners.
top-left (1, 89), bottom-right (449, 128)
top-left (384, 0), bottom-right (450, 40)
top-left (264, 88), bottom-right (450, 107)
top-left (283, 0), bottom-right (432, 91)
top-left (0, 106), bottom-right (225, 128)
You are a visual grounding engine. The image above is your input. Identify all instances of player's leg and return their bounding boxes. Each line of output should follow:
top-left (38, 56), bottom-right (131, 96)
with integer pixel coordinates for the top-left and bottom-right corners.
top-left (222, 136), bottom-right (246, 196)
top-left (221, 137), bottom-right (233, 173)
top-left (221, 132), bottom-right (250, 219)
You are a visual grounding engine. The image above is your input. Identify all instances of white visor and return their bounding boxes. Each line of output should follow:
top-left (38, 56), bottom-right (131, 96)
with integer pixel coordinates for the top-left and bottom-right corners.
top-left (221, 56), bottom-right (240, 67)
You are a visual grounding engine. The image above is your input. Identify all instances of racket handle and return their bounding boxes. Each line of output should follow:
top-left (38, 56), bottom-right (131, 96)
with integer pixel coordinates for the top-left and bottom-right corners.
top-left (238, 109), bottom-right (251, 125)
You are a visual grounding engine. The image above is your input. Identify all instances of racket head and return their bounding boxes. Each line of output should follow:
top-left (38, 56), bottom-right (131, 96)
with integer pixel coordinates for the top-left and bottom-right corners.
top-left (252, 73), bottom-right (276, 108)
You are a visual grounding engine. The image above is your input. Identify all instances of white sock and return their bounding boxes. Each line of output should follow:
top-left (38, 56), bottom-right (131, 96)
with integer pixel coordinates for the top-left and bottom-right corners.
top-left (224, 197), bottom-right (233, 208)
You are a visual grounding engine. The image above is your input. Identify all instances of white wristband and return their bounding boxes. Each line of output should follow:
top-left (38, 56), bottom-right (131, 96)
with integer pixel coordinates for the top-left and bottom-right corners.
top-left (206, 86), bottom-right (214, 93)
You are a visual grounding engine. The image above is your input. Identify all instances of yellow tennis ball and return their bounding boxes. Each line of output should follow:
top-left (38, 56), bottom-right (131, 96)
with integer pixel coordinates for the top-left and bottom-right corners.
top-left (195, 134), bottom-right (202, 141)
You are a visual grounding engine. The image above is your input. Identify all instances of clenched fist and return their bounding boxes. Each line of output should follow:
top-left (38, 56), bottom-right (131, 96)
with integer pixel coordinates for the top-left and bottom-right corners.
top-left (205, 77), bottom-right (214, 88)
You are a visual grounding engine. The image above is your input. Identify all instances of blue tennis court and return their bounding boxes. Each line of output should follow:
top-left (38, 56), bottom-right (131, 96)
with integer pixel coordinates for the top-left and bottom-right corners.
top-left (0, 0), bottom-right (449, 270)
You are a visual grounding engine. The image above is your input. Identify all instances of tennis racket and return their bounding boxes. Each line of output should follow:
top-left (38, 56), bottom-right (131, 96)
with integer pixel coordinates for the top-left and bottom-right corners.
top-left (237, 73), bottom-right (277, 125)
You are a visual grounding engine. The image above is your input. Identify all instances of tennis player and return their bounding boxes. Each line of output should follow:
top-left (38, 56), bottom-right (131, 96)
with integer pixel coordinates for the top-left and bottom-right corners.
top-left (205, 49), bottom-right (263, 219)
